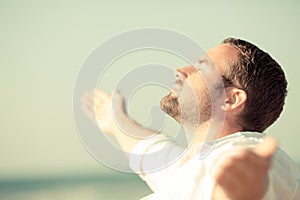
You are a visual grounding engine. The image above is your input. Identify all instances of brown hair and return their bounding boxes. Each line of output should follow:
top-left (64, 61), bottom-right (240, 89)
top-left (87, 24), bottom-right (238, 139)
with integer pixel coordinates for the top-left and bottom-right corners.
top-left (222, 38), bottom-right (287, 132)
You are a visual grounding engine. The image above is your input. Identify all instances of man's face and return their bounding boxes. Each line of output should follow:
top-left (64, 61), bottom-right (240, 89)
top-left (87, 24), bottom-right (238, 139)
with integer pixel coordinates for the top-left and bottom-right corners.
top-left (160, 44), bottom-right (238, 126)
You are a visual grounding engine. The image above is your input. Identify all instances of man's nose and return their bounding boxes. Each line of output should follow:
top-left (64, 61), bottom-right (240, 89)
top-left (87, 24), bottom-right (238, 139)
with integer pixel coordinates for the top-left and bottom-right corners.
top-left (176, 66), bottom-right (198, 78)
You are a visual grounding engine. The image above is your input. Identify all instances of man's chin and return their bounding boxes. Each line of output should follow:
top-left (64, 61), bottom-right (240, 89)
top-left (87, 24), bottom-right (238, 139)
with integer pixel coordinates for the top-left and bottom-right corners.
top-left (160, 93), bottom-right (181, 121)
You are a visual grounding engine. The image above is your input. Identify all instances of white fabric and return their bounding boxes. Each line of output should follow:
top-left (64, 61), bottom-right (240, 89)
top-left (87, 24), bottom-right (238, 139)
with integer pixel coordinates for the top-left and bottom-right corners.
top-left (129, 132), bottom-right (300, 200)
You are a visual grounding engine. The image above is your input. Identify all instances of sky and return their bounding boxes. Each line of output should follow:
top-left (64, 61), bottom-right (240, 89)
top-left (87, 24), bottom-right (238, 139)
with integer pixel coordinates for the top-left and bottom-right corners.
top-left (0, 0), bottom-right (299, 179)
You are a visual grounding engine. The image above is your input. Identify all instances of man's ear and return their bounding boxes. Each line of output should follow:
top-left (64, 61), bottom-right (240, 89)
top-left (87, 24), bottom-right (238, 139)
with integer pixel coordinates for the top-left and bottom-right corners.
top-left (222, 88), bottom-right (247, 111)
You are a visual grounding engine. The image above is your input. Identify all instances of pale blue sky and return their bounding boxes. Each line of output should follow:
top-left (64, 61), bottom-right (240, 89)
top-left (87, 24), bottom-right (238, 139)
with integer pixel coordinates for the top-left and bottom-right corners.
top-left (0, 0), bottom-right (299, 179)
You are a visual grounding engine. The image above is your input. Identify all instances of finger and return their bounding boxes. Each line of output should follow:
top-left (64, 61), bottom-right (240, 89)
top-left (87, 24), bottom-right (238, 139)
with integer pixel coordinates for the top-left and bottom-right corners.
top-left (81, 91), bottom-right (103, 109)
top-left (81, 92), bottom-right (98, 112)
top-left (112, 90), bottom-right (124, 103)
top-left (81, 104), bottom-right (97, 124)
top-left (237, 149), bottom-right (270, 171)
top-left (81, 91), bottom-right (94, 104)
top-left (112, 89), bottom-right (126, 113)
top-left (80, 91), bottom-right (90, 103)
top-left (94, 89), bottom-right (110, 99)
top-left (254, 137), bottom-right (278, 159)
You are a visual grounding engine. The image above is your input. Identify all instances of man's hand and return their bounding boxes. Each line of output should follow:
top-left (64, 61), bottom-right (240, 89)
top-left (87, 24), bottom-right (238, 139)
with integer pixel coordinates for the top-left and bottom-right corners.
top-left (80, 88), bottom-right (156, 155)
top-left (213, 137), bottom-right (278, 200)
top-left (80, 89), bottom-right (126, 134)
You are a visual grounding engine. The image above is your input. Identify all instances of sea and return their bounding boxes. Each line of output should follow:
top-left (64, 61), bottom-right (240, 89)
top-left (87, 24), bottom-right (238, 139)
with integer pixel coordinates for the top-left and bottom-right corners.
top-left (0, 174), bottom-right (151, 200)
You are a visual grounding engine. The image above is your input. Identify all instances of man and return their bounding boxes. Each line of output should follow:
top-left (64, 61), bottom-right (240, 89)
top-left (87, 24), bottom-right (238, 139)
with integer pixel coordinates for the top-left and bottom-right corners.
top-left (81, 38), bottom-right (300, 199)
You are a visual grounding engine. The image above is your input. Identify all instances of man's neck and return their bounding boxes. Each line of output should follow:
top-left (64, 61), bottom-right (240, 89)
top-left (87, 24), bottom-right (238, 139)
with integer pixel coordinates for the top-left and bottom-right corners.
top-left (182, 119), bottom-right (243, 159)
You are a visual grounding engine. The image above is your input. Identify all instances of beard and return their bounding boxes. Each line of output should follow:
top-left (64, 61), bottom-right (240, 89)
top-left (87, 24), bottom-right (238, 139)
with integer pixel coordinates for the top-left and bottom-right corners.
top-left (160, 93), bottom-right (181, 122)
top-left (160, 90), bottom-right (213, 126)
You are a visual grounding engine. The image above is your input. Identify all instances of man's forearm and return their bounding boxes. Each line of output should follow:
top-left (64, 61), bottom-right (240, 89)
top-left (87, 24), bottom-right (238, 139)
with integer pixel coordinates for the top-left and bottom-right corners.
top-left (111, 115), bottom-right (158, 157)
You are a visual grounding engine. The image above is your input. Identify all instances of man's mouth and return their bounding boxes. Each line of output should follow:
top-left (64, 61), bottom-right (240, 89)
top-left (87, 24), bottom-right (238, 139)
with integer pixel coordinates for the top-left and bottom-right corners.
top-left (171, 84), bottom-right (179, 97)
top-left (171, 81), bottom-right (182, 97)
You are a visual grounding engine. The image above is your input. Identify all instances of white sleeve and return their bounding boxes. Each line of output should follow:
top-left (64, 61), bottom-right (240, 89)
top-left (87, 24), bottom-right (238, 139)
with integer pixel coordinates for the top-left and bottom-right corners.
top-left (263, 148), bottom-right (300, 200)
top-left (207, 137), bottom-right (300, 200)
top-left (129, 134), bottom-right (185, 192)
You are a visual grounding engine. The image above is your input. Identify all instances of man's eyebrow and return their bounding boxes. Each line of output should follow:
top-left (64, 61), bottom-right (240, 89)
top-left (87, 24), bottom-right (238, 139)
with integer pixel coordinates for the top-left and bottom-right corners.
top-left (195, 58), bottom-right (209, 69)
top-left (196, 58), bottom-right (209, 65)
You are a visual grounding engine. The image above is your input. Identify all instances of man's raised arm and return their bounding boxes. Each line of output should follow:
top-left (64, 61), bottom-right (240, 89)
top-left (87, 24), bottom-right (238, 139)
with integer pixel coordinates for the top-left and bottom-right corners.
top-left (213, 137), bottom-right (278, 200)
top-left (80, 89), bottom-right (156, 156)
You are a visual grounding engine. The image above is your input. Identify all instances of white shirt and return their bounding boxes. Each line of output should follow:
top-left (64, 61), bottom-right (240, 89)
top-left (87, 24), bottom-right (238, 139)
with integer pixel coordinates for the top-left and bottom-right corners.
top-left (129, 132), bottom-right (300, 200)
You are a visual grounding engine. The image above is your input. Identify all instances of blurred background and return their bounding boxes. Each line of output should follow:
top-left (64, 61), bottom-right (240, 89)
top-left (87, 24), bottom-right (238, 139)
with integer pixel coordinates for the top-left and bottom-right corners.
top-left (0, 0), bottom-right (299, 199)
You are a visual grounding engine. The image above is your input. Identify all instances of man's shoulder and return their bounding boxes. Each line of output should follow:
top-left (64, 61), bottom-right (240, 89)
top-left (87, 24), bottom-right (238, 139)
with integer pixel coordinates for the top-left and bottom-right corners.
top-left (196, 132), bottom-right (264, 170)
top-left (201, 131), bottom-right (263, 157)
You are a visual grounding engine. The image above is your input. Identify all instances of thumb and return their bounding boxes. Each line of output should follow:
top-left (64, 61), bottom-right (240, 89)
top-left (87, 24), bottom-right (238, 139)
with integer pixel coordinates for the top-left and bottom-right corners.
top-left (112, 89), bottom-right (126, 114)
top-left (254, 136), bottom-right (278, 159)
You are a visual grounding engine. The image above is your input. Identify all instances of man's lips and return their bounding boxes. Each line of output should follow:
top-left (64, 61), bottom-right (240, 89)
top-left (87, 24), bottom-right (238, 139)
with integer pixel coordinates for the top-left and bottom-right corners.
top-left (170, 78), bottom-right (184, 97)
